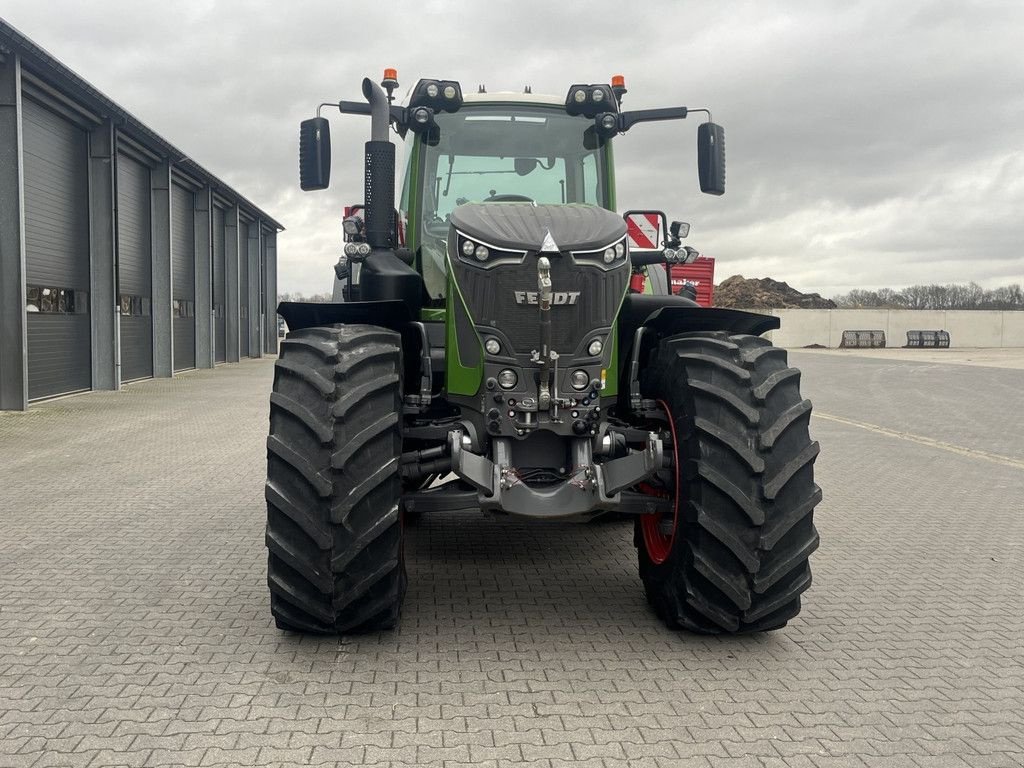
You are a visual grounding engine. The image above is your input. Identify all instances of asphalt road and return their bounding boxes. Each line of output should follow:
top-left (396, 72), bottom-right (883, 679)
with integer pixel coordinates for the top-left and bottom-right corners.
top-left (790, 349), bottom-right (1024, 463)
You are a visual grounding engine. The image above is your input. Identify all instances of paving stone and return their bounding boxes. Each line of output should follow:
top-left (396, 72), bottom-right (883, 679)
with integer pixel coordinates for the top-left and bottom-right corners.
top-left (0, 355), bottom-right (1022, 767)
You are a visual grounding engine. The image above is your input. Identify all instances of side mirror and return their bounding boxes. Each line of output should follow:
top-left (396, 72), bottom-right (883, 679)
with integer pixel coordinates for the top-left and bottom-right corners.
top-left (299, 117), bottom-right (331, 191)
top-left (514, 158), bottom-right (539, 176)
top-left (697, 122), bottom-right (725, 196)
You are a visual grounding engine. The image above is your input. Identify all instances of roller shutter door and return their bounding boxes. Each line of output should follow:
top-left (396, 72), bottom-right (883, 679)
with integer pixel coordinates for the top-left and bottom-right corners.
top-left (239, 220), bottom-right (250, 357)
top-left (22, 99), bottom-right (91, 400)
top-left (172, 184), bottom-right (196, 371)
top-left (213, 206), bottom-right (226, 362)
top-left (116, 153), bottom-right (153, 382)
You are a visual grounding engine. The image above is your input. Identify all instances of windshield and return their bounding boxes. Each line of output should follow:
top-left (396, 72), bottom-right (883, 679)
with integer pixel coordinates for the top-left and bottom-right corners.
top-left (411, 103), bottom-right (610, 300)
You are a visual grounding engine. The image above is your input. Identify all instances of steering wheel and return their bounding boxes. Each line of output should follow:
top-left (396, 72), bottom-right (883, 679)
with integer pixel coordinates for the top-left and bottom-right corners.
top-left (423, 214), bottom-right (449, 239)
top-left (484, 193), bottom-right (534, 203)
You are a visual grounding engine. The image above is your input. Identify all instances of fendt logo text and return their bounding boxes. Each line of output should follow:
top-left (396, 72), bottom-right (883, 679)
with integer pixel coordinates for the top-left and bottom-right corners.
top-left (514, 291), bottom-right (580, 305)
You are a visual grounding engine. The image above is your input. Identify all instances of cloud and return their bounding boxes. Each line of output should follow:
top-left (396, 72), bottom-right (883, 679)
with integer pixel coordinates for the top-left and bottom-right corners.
top-left (4, 0), bottom-right (1022, 296)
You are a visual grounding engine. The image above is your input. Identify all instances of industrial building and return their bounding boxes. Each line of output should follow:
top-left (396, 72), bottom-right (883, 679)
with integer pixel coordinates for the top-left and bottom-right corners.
top-left (0, 19), bottom-right (282, 411)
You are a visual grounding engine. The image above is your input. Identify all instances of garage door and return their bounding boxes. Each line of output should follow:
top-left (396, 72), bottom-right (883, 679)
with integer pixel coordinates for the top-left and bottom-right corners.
top-left (213, 206), bottom-right (226, 362)
top-left (22, 98), bottom-right (91, 400)
top-left (116, 153), bottom-right (153, 382)
top-left (172, 184), bottom-right (196, 371)
top-left (239, 220), bottom-right (250, 358)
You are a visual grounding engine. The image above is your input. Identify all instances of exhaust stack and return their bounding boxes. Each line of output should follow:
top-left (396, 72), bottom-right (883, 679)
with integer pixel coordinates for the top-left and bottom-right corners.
top-left (361, 78), bottom-right (395, 250)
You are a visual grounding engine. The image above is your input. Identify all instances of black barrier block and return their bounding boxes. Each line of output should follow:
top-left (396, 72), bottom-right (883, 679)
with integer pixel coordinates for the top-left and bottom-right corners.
top-left (841, 330), bottom-right (886, 348)
top-left (905, 330), bottom-right (951, 348)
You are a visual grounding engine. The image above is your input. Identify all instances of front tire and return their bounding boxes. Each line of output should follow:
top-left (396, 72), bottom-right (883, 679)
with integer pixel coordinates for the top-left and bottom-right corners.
top-left (265, 325), bottom-right (405, 633)
top-left (636, 332), bottom-right (821, 633)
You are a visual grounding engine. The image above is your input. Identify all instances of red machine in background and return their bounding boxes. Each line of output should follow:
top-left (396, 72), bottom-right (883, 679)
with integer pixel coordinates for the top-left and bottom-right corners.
top-left (669, 256), bottom-right (715, 307)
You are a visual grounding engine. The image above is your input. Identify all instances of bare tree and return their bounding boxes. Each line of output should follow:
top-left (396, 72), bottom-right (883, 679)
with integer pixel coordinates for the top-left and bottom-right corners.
top-left (833, 283), bottom-right (1024, 310)
top-left (278, 291), bottom-right (332, 303)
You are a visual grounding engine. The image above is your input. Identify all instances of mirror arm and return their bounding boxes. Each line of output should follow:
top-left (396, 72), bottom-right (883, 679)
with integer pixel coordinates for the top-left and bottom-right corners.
top-left (618, 106), bottom-right (713, 133)
top-left (334, 99), bottom-right (370, 116)
top-left (329, 100), bottom-right (409, 130)
top-left (619, 106), bottom-right (687, 132)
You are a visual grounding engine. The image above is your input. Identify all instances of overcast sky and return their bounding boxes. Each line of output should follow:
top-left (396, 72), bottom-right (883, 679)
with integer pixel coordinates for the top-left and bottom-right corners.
top-left (5, 1), bottom-right (1023, 297)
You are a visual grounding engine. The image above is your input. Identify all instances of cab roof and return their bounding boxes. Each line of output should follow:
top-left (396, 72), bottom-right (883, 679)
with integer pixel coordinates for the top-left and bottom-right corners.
top-left (455, 91), bottom-right (564, 107)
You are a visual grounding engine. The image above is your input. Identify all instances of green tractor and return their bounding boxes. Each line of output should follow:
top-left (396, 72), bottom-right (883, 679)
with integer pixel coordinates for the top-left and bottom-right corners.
top-left (268, 72), bottom-right (820, 635)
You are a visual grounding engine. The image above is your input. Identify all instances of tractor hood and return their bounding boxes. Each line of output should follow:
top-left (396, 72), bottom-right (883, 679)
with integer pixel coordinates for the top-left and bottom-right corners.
top-left (450, 203), bottom-right (626, 252)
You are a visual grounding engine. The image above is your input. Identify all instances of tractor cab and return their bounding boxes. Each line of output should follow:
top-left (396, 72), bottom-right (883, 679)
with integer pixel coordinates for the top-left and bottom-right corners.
top-left (404, 93), bottom-right (615, 303)
top-left (301, 75), bottom-right (723, 310)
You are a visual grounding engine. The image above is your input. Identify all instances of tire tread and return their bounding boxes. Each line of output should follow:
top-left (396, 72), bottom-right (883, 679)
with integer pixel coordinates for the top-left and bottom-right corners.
top-left (637, 332), bottom-right (820, 634)
top-left (266, 325), bottom-right (406, 634)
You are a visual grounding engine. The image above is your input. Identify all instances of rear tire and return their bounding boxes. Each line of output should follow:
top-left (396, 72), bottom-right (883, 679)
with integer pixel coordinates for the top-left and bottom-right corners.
top-left (265, 325), bottom-right (405, 633)
top-left (635, 331), bottom-right (820, 633)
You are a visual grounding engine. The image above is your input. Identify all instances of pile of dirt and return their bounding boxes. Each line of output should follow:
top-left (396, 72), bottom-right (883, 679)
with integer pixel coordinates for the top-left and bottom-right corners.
top-left (714, 275), bottom-right (837, 309)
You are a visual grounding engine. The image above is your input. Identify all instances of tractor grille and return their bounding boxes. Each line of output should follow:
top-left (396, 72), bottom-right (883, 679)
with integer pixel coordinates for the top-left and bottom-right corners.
top-left (453, 253), bottom-right (628, 355)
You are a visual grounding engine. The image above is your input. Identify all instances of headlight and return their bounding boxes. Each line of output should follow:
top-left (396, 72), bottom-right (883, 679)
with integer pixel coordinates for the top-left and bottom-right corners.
top-left (410, 79), bottom-right (464, 113)
top-left (570, 370), bottom-right (590, 390)
top-left (587, 339), bottom-right (603, 357)
top-left (342, 216), bottom-right (363, 236)
top-left (565, 84), bottom-right (617, 118)
top-left (455, 233), bottom-right (527, 268)
top-left (356, 242), bottom-right (371, 256)
top-left (498, 369), bottom-right (518, 389)
top-left (485, 337), bottom-right (501, 355)
top-left (572, 236), bottom-right (628, 270)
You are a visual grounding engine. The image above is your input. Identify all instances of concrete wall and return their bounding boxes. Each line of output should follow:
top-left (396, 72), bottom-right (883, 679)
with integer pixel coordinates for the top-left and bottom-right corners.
top-left (1004, 311), bottom-right (1024, 345)
top-left (762, 309), bottom-right (1024, 348)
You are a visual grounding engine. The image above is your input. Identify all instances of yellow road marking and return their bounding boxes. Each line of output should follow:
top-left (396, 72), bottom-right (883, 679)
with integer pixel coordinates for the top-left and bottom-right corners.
top-left (814, 412), bottom-right (1024, 471)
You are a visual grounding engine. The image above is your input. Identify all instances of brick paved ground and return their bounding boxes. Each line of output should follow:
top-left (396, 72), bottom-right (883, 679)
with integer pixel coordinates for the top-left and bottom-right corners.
top-left (2, 354), bottom-right (1023, 767)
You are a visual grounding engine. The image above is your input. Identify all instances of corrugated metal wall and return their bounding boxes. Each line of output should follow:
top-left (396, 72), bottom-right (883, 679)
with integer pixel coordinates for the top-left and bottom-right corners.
top-left (212, 205), bottom-right (226, 363)
top-left (1, 30), bottom-right (281, 411)
top-left (171, 183), bottom-right (196, 371)
top-left (116, 152), bottom-right (153, 381)
top-left (22, 98), bottom-right (91, 400)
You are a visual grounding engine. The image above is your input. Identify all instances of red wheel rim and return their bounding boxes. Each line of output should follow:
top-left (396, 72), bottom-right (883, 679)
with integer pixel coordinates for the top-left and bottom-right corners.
top-left (640, 399), bottom-right (680, 565)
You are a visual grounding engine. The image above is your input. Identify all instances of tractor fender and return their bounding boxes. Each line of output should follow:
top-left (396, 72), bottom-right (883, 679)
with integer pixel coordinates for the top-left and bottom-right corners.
top-left (640, 305), bottom-right (780, 338)
top-left (277, 300), bottom-right (412, 334)
top-left (619, 294), bottom-right (779, 343)
top-left (277, 300), bottom-right (436, 407)
top-left (617, 295), bottom-right (780, 398)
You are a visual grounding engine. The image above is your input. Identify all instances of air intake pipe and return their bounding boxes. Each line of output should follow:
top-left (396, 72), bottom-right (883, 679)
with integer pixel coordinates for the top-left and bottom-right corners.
top-left (361, 77), bottom-right (395, 250)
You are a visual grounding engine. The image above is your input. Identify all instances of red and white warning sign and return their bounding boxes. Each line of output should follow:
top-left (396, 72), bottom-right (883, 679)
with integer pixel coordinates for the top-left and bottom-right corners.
top-left (625, 212), bottom-right (663, 251)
